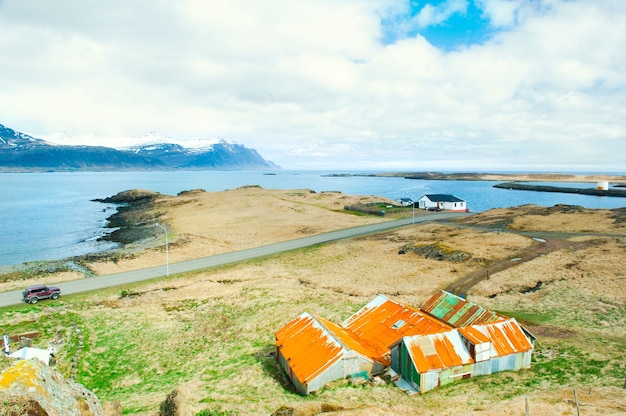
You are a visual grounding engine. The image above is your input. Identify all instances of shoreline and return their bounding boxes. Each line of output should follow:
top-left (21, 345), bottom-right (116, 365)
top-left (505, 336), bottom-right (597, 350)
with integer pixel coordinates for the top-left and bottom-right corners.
top-left (0, 187), bottom-right (401, 284)
top-left (2, 184), bottom-right (625, 414)
top-left (324, 171), bottom-right (626, 183)
top-left (3, 176), bottom-right (625, 279)
top-left (0, 190), bottom-right (166, 278)
top-left (494, 182), bottom-right (626, 197)
top-left (92, 188), bottom-right (165, 245)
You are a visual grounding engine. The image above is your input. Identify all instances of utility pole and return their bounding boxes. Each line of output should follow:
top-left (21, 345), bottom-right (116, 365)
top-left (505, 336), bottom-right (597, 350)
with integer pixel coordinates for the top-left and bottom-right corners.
top-left (155, 223), bottom-right (169, 277)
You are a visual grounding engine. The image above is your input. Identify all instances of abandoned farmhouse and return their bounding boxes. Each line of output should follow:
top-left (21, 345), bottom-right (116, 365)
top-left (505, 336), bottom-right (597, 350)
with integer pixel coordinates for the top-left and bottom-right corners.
top-left (275, 290), bottom-right (535, 395)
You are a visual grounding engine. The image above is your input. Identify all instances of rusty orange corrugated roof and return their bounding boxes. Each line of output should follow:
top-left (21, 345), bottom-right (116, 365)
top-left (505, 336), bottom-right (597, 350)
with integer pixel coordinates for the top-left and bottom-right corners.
top-left (474, 318), bottom-right (533, 356)
top-left (275, 311), bottom-right (382, 384)
top-left (405, 318), bottom-right (533, 373)
top-left (275, 312), bottom-right (344, 384)
top-left (421, 290), bottom-right (503, 327)
top-left (458, 325), bottom-right (490, 345)
top-left (316, 314), bottom-right (380, 362)
top-left (342, 295), bottom-right (452, 365)
top-left (407, 330), bottom-right (474, 373)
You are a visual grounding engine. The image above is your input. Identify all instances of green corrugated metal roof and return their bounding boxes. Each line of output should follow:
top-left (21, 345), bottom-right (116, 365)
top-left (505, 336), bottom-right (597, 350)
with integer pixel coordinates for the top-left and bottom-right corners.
top-left (421, 290), bottom-right (501, 327)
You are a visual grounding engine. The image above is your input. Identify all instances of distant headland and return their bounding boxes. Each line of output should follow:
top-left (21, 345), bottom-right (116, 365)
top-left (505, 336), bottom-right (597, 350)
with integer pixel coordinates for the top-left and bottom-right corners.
top-left (323, 172), bottom-right (626, 197)
top-left (322, 171), bottom-right (626, 183)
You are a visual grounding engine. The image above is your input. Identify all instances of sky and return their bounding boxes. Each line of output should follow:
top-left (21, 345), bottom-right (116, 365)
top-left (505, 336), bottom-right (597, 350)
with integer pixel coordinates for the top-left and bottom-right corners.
top-left (0, 0), bottom-right (625, 172)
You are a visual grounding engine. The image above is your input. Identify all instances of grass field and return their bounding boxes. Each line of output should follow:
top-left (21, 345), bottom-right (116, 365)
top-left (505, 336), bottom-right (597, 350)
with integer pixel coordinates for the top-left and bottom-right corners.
top-left (1, 189), bottom-right (625, 415)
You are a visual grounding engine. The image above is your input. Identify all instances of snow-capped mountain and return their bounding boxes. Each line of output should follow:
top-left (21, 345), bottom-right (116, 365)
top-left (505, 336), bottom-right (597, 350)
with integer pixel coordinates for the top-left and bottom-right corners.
top-left (0, 123), bottom-right (280, 171)
top-left (43, 130), bottom-right (224, 151)
top-left (0, 124), bottom-right (50, 149)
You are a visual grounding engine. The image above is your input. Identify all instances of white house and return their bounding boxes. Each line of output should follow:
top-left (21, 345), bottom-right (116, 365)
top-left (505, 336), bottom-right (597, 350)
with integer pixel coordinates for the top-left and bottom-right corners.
top-left (418, 194), bottom-right (467, 212)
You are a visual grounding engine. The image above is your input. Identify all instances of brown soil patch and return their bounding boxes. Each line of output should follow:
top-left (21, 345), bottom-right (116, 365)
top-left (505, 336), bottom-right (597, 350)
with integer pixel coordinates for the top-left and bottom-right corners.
top-left (523, 324), bottom-right (576, 339)
top-left (471, 237), bottom-right (626, 305)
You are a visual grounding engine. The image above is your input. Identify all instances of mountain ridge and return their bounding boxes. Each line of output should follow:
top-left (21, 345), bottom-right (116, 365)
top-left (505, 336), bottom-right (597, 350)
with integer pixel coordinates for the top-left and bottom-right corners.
top-left (0, 123), bottom-right (280, 171)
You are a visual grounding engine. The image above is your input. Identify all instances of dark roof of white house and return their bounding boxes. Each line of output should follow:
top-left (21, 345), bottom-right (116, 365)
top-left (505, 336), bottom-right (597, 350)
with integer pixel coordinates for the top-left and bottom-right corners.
top-left (421, 194), bottom-right (465, 202)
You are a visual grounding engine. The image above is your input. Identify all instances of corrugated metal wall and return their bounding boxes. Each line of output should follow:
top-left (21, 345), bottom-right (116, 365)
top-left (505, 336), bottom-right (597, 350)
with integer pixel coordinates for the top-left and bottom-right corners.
top-left (423, 371), bottom-right (440, 392)
top-left (391, 345), bottom-right (399, 372)
top-left (277, 350), bottom-right (308, 395)
top-left (403, 351), bottom-right (533, 393)
top-left (306, 354), bottom-right (381, 394)
top-left (439, 364), bottom-right (473, 387)
top-left (489, 352), bottom-right (532, 374)
top-left (392, 343), bottom-right (421, 390)
top-left (307, 359), bottom-right (345, 394)
top-left (473, 360), bottom-right (492, 377)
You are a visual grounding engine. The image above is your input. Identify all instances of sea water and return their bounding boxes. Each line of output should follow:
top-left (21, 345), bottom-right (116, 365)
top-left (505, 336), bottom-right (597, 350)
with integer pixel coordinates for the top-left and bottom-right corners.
top-left (1, 171), bottom-right (624, 267)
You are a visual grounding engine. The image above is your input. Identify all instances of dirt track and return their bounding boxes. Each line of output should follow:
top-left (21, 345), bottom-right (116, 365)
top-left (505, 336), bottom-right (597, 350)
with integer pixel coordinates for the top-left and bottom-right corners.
top-left (445, 237), bottom-right (581, 296)
top-left (440, 210), bottom-right (626, 297)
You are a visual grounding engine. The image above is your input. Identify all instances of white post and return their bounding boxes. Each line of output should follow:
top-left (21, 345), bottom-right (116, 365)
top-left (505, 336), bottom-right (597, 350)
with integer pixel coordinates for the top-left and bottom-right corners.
top-left (155, 223), bottom-right (169, 277)
top-left (412, 200), bottom-right (415, 224)
top-left (3, 332), bottom-right (10, 355)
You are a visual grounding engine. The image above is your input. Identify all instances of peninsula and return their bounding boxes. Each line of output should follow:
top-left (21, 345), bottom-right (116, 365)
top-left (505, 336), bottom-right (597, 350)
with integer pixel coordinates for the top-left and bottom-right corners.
top-left (324, 171), bottom-right (626, 183)
top-left (0, 186), bottom-right (624, 415)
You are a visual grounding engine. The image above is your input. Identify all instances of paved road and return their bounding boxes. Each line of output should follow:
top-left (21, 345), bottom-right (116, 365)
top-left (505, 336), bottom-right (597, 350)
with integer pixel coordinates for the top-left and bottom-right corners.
top-left (0, 212), bottom-right (469, 308)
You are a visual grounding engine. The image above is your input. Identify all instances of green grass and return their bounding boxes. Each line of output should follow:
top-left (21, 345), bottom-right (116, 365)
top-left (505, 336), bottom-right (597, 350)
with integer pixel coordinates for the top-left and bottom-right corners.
top-left (1, 250), bottom-right (624, 415)
top-left (423, 336), bottom-right (625, 408)
top-left (495, 310), bottom-right (553, 325)
top-left (1, 296), bottom-right (623, 415)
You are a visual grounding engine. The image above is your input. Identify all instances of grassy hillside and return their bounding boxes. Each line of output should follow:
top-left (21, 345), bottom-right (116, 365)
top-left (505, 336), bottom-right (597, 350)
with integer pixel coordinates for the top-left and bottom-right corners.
top-left (1, 192), bottom-right (624, 415)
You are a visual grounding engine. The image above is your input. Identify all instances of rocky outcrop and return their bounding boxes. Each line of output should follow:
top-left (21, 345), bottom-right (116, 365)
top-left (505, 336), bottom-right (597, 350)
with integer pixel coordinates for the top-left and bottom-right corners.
top-left (0, 359), bottom-right (104, 416)
top-left (399, 242), bottom-right (471, 262)
top-left (93, 189), bottom-right (161, 205)
top-left (158, 379), bottom-right (205, 416)
top-left (93, 190), bottom-right (163, 245)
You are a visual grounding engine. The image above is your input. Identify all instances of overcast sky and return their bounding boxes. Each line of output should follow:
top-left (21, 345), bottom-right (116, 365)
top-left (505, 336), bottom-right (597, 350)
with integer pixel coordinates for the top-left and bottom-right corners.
top-left (1, 0), bottom-right (624, 171)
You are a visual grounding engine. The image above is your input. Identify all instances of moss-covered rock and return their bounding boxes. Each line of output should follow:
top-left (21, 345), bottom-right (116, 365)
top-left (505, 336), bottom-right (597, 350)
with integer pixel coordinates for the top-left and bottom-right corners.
top-left (0, 359), bottom-right (104, 416)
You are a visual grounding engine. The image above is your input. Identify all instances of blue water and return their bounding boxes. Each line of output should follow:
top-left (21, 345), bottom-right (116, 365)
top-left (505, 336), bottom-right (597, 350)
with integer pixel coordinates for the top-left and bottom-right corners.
top-left (1, 171), bottom-right (624, 267)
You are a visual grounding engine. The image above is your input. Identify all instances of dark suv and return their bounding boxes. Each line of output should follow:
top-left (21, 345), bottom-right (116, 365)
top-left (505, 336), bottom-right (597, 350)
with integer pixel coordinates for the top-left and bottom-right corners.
top-left (22, 285), bottom-right (61, 304)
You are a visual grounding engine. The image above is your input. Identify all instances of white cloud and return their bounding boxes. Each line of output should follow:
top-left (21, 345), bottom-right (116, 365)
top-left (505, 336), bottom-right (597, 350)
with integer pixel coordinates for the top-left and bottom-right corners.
top-left (477, 0), bottom-right (526, 27)
top-left (414, 0), bottom-right (469, 28)
top-left (0, 0), bottom-right (624, 171)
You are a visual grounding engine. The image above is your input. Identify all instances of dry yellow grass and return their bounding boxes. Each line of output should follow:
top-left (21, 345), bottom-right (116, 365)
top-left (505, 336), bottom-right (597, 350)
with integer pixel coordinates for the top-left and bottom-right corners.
top-left (87, 187), bottom-right (399, 275)
top-left (2, 188), bottom-right (625, 415)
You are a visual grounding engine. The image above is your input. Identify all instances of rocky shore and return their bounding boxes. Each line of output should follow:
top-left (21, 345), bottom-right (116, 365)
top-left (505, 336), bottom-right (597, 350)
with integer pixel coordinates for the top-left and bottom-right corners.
top-left (92, 189), bottom-right (165, 245)
top-left (0, 189), bottom-right (168, 281)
